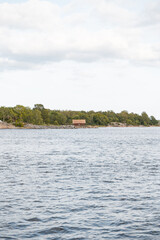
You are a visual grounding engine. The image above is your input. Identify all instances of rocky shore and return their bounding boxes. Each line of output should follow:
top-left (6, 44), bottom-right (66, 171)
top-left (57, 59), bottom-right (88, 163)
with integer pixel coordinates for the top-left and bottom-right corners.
top-left (0, 121), bottom-right (98, 129)
top-left (0, 121), bottom-right (158, 129)
top-left (24, 124), bottom-right (76, 129)
top-left (0, 121), bottom-right (17, 129)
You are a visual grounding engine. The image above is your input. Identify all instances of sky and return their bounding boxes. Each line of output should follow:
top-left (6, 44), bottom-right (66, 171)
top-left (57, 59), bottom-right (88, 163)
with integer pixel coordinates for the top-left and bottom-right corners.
top-left (0, 0), bottom-right (160, 118)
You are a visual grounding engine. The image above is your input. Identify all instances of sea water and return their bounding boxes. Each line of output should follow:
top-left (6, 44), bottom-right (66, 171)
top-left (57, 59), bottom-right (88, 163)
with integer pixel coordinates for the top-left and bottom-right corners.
top-left (0, 128), bottom-right (160, 239)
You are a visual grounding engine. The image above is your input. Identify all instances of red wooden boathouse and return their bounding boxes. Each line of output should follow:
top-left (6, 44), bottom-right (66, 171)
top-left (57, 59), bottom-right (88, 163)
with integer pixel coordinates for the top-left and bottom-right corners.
top-left (72, 119), bottom-right (86, 126)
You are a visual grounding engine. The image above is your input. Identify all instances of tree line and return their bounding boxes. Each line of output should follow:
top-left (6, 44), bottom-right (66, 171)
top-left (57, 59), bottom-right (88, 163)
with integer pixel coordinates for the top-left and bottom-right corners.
top-left (0, 104), bottom-right (158, 126)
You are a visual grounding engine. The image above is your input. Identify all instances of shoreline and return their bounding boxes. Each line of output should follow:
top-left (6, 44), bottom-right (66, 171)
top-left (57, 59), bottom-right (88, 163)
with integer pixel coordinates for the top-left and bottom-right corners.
top-left (0, 122), bottom-right (159, 129)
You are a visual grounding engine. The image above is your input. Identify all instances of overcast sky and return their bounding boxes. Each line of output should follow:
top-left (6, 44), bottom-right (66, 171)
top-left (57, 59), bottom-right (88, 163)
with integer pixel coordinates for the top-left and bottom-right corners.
top-left (0, 0), bottom-right (160, 117)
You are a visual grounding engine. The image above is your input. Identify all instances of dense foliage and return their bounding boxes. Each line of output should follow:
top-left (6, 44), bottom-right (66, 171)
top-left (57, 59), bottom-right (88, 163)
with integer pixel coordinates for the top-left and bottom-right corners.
top-left (0, 104), bottom-right (158, 126)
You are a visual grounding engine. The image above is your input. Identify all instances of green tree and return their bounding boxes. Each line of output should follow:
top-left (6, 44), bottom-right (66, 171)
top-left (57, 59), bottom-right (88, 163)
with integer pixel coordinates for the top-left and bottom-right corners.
top-left (32, 109), bottom-right (43, 125)
top-left (41, 108), bottom-right (50, 124)
top-left (150, 116), bottom-right (158, 125)
top-left (141, 112), bottom-right (151, 126)
top-left (34, 104), bottom-right (44, 111)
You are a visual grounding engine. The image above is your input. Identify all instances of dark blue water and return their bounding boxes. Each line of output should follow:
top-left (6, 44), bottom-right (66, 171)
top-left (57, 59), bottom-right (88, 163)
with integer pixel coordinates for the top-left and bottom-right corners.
top-left (0, 128), bottom-right (160, 240)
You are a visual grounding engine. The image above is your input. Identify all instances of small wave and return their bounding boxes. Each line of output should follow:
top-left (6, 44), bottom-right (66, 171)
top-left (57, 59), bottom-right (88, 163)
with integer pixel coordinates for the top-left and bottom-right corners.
top-left (26, 217), bottom-right (41, 222)
top-left (0, 237), bottom-right (17, 240)
top-left (38, 226), bottom-right (67, 235)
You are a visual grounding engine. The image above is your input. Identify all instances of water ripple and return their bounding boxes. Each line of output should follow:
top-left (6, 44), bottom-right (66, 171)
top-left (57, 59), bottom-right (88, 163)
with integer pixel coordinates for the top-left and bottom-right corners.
top-left (0, 128), bottom-right (160, 239)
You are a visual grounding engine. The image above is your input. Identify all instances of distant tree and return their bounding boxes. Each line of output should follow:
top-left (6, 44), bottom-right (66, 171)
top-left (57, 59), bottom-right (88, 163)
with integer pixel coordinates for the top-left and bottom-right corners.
top-left (150, 116), bottom-right (158, 125)
top-left (118, 111), bottom-right (129, 123)
top-left (126, 119), bottom-right (133, 125)
top-left (93, 113), bottom-right (109, 125)
top-left (41, 108), bottom-right (50, 124)
top-left (141, 112), bottom-right (151, 126)
top-left (106, 111), bottom-right (119, 122)
top-left (34, 104), bottom-right (44, 111)
top-left (32, 109), bottom-right (43, 125)
top-left (0, 107), bottom-right (16, 122)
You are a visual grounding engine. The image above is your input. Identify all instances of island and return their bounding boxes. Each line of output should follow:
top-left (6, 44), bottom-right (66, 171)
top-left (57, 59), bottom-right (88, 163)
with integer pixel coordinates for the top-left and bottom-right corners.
top-left (0, 104), bottom-right (159, 129)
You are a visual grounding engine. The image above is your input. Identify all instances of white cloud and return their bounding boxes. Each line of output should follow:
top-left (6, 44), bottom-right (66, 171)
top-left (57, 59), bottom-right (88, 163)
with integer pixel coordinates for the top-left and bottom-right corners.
top-left (92, 0), bottom-right (135, 26)
top-left (0, 0), bottom-right (159, 70)
top-left (142, 1), bottom-right (160, 26)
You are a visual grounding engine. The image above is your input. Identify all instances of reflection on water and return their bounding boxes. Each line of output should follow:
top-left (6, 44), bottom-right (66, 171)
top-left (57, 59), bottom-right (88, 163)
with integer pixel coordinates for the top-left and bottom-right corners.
top-left (0, 128), bottom-right (160, 239)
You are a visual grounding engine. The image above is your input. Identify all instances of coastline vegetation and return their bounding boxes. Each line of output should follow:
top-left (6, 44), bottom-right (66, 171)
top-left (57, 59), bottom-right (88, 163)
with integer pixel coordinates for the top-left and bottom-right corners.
top-left (0, 104), bottom-right (158, 127)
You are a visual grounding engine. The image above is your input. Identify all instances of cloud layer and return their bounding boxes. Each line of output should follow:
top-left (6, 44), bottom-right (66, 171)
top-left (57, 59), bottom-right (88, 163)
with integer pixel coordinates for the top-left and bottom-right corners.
top-left (0, 0), bottom-right (160, 70)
